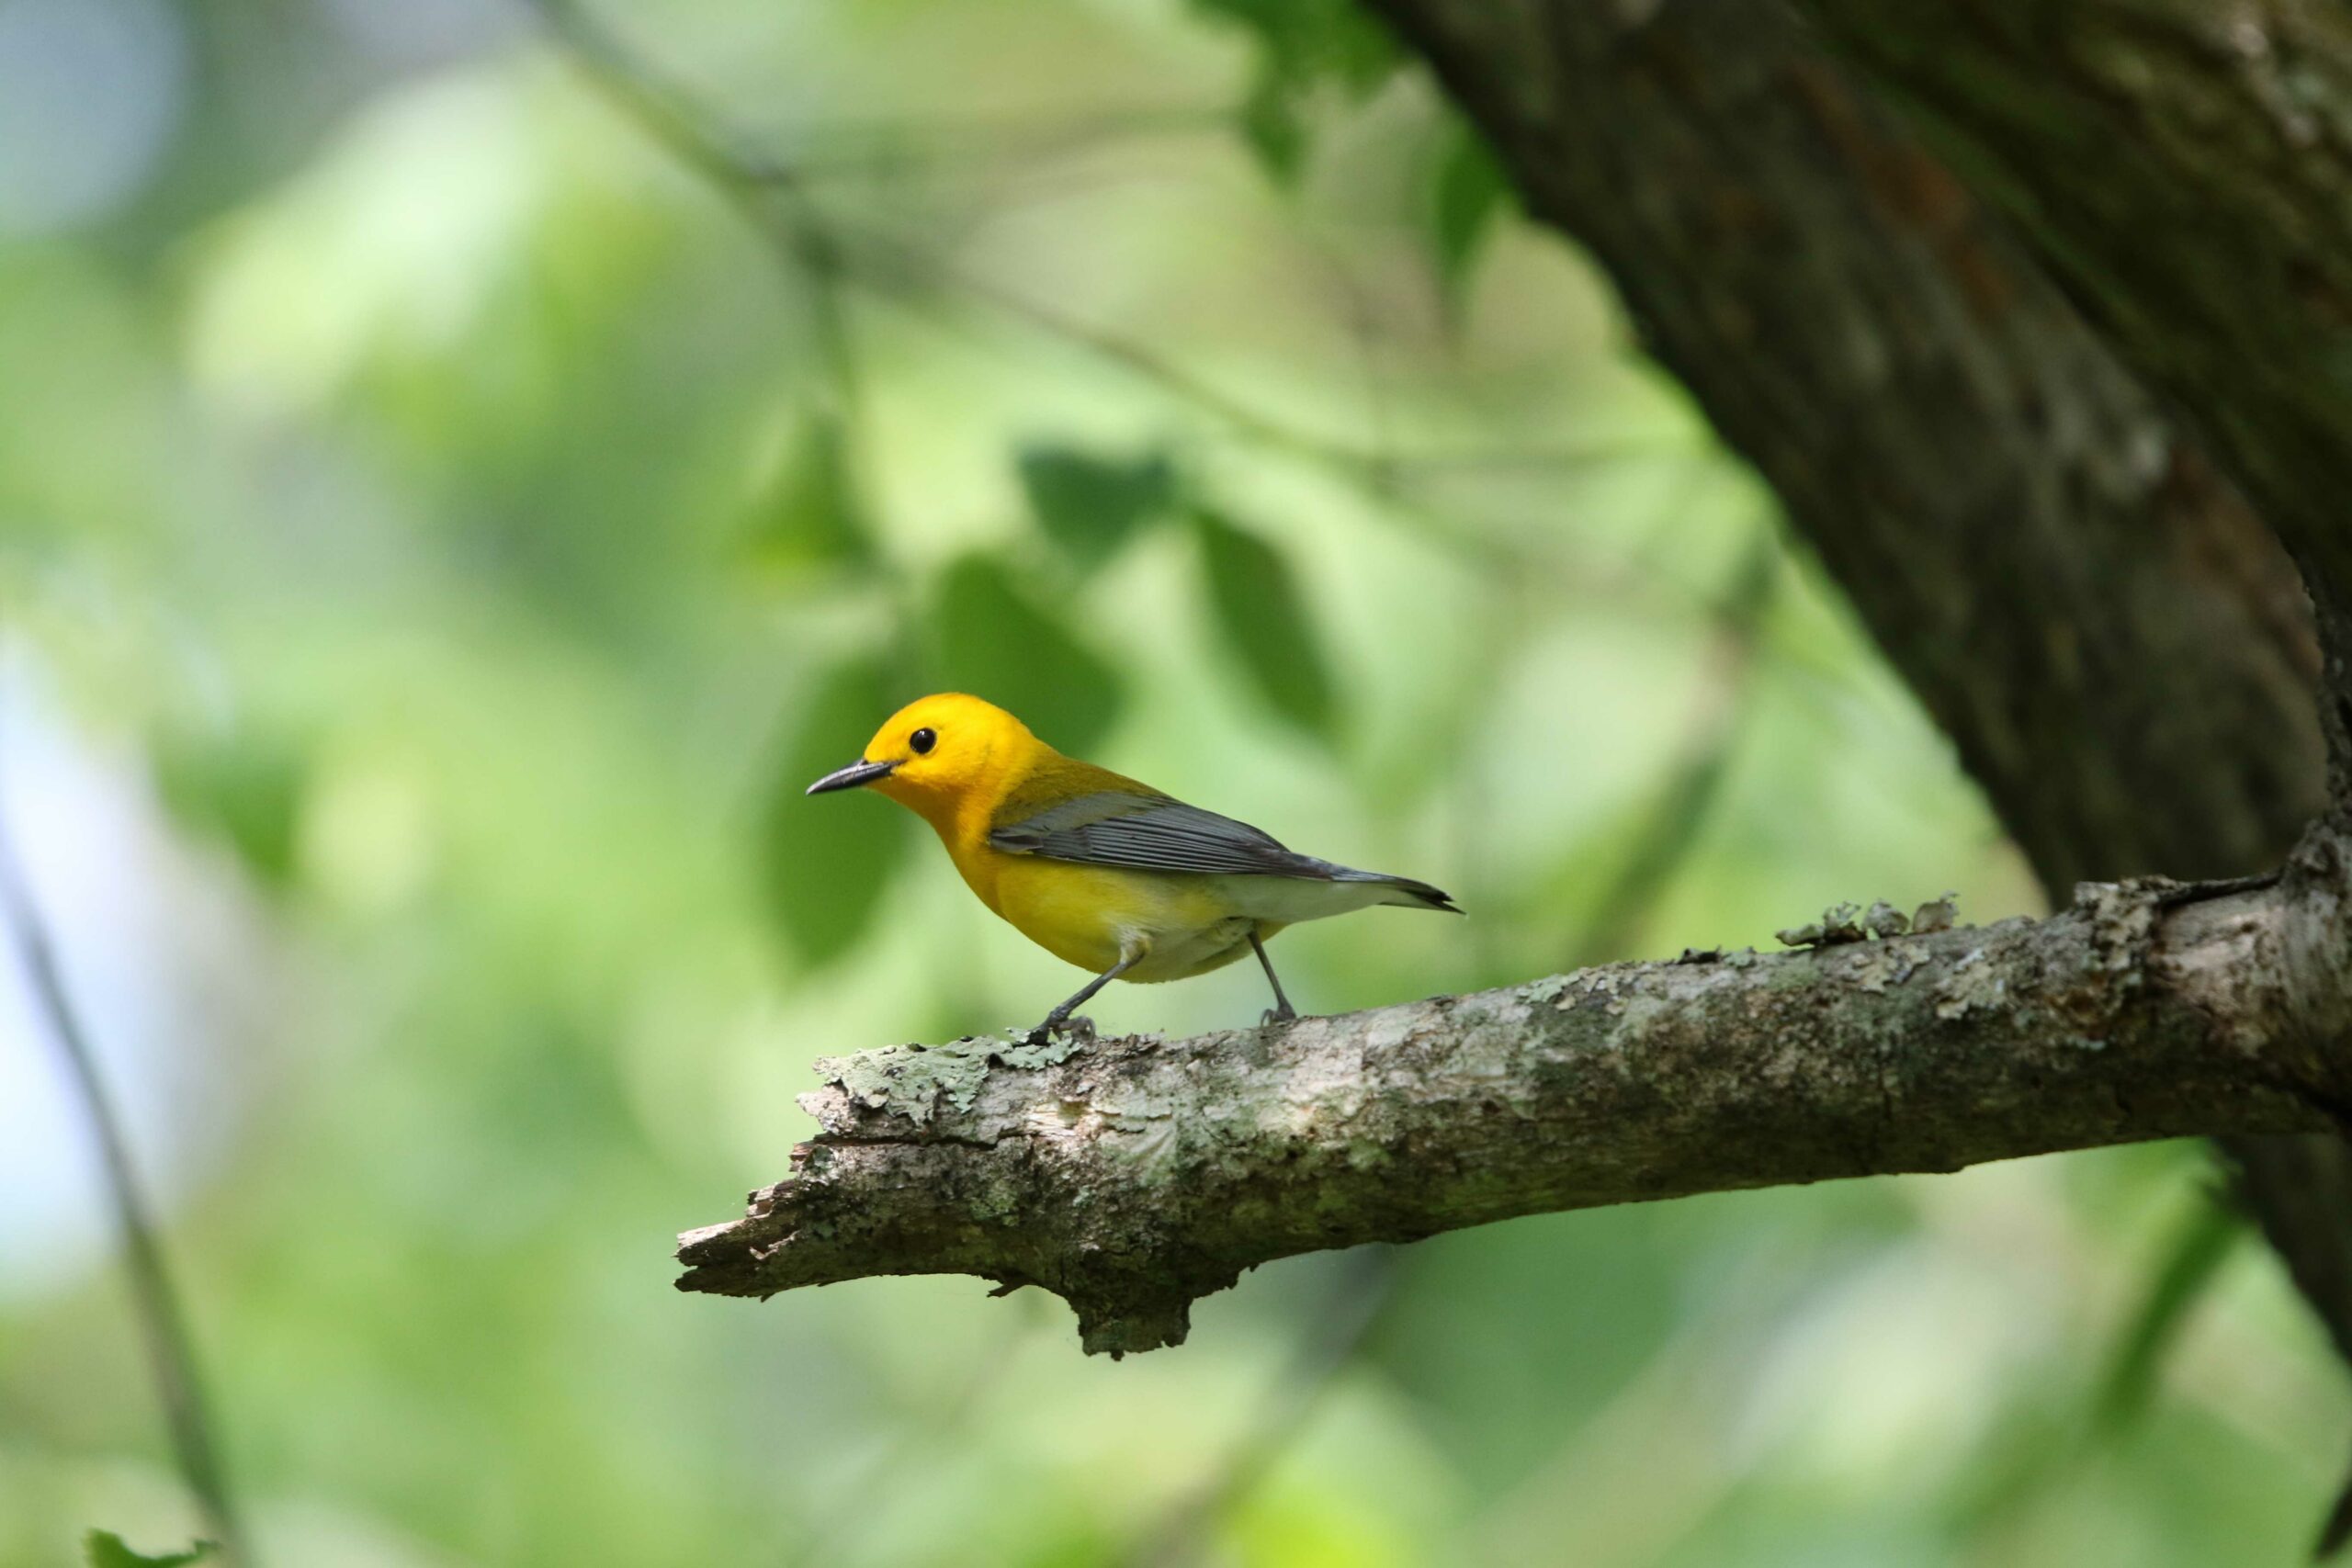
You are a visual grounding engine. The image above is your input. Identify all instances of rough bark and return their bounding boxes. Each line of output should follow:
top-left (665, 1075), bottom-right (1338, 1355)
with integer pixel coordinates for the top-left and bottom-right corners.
top-left (1368, 0), bottom-right (2323, 887)
top-left (680, 876), bottom-right (2342, 1352)
top-left (1791, 0), bottom-right (2352, 784)
top-left (1362, 0), bottom-right (2352, 1443)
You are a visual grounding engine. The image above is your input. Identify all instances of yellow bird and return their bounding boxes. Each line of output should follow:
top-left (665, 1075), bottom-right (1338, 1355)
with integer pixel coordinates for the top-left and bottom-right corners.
top-left (806, 693), bottom-right (1460, 1036)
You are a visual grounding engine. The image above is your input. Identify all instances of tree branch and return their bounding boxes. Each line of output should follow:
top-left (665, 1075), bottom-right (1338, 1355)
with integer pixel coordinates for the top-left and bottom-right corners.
top-left (1358, 5), bottom-right (2352, 1531)
top-left (0, 738), bottom-right (244, 1561)
top-left (680, 875), bottom-right (2342, 1354)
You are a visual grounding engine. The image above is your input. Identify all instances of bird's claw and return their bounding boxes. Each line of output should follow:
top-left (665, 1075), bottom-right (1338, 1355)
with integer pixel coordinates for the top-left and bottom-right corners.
top-left (1025, 1012), bottom-right (1098, 1047)
top-left (1261, 1004), bottom-right (1299, 1026)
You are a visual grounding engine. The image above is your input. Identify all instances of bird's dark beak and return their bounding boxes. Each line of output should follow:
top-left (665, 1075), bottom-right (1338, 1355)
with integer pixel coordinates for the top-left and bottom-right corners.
top-left (805, 758), bottom-right (898, 796)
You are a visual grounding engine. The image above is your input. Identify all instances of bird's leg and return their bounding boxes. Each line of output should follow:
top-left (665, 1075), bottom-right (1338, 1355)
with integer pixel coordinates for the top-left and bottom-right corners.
top-left (1032, 953), bottom-right (1136, 1043)
top-left (1250, 932), bottom-right (1297, 1024)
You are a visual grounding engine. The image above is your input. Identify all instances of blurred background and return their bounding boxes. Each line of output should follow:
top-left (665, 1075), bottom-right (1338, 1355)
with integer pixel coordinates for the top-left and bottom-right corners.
top-left (0, 0), bottom-right (2339, 1563)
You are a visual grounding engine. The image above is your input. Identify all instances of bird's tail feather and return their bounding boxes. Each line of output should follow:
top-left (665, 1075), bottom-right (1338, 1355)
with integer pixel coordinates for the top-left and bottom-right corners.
top-left (1331, 868), bottom-right (1461, 913)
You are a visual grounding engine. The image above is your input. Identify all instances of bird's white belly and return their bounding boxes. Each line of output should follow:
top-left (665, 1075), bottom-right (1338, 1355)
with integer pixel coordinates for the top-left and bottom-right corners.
top-left (1123, 877), bottom-right (1395, 982)
top-left (1204, 874), bottom-right (1401, 924)
top-left (994, 861), bottom-right (1401, 983)
top-left (1125, 913), bottom-right (1255, 981)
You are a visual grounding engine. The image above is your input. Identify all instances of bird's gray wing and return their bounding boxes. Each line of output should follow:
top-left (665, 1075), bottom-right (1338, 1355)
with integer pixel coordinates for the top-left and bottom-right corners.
top-left (988, 791), bottom-right (1340, 879)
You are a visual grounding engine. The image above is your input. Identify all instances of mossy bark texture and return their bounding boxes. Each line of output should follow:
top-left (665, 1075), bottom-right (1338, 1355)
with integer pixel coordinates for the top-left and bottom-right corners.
top-left (680, 875), bottom-right (2345, 1353)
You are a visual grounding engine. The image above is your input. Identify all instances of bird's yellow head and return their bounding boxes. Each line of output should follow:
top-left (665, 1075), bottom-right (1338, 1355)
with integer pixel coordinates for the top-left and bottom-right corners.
top-left (805, 692), bottom-right (1037, 822)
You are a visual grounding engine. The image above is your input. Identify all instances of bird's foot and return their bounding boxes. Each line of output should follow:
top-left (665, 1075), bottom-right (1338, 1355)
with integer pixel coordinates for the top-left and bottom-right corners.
top-left (1261, 1003), bottom-right (1299, 1026)
top-left (1024, 1011), bottom-right (1098, 1047)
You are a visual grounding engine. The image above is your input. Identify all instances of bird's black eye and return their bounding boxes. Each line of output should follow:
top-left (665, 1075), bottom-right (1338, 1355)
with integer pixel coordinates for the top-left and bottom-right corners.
top-left (909, 727), bottom-right (937, 755)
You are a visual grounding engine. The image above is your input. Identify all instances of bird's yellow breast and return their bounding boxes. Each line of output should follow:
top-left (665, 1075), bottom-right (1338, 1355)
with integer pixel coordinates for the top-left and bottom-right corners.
top-left (876, 725), bottom-right (1274, 982)
top-left (945, 839), bottom-right (1259, 981)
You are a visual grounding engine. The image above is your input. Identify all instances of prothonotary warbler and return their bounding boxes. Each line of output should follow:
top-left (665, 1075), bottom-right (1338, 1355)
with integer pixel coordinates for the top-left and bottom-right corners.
top-left (806, 693), bottom-right (1460, 1036)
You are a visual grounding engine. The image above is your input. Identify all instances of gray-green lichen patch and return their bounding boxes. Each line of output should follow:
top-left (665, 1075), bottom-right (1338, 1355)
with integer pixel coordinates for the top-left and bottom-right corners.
top-left (1933, 950), bottom-right (2005, 1020)
top-left (819, 1033), bottom-right (1087, 1125)
top-left (1911, 893), bottom-right (1959, 934)
top-left (1847, 944), bottom-right (1921, 996)
top-left (2074, 877), bottom-right (2163, 982)
top-left (1779, 901), bottom-right (1861, 948)
top-left (1782, 895), bottom-right (1959, 948)
top-left (1564, 970), bottom-right (1630, 1014)
top-left (994, 1032), bottom-right (1091, 1072)
top-left (1521, 975), bottom-right (1575, 1007)
top-left (1611, 990), bottom-right (1670, 1035)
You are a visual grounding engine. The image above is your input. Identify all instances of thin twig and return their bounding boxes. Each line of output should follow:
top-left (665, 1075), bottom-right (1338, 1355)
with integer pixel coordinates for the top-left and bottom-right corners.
top-left (0, 733), bottom-right (245, 1562)
top-left (517, 0), bottom-right (1670, 489)
top-left (521, 0), bottom-right (1698, 617)
top-left (749, 104), bottom-right (1233, 184)
top-left (844, 219), bottom-right (1674, 480)
top-left (520, 0), bottom-right (865, 427)
top-left (521, 0), bottom-right (952, 692)
top-left (831, 216), bottom-right (1709, 600)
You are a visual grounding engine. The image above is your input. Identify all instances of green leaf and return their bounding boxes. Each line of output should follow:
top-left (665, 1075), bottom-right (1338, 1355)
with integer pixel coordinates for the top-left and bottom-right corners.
top-left (1430, 121), bottom-right (1509, 307)
top-left (1192, 508), bottom-right (1340, 742)
top-left (85, 1532), bottom-right (214, 1568)
top-left (1015, 445), bottom-right (1176, 573)
top-left (1191, 0), bottom-right (1398, 187)
top-left (1238, 73), bottom-right (1309, 188)
top-left (928, 554), bottom-right (1123, 755)
top-left (152, 724), bottom-right (307, 892)
top-left (747, 414), bottom-right (873, 574)
top-left (2093, 1194), bottom-right (2241, 1432)
top-left (757, 656), bottom-right (912, 967)
top-left (1190, 0), bottom-right (1397, 94)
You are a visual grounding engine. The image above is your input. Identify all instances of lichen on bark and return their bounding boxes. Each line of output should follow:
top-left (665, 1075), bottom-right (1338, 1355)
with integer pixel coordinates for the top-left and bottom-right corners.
top-left (679, 877), bottom-right (2339, 1354)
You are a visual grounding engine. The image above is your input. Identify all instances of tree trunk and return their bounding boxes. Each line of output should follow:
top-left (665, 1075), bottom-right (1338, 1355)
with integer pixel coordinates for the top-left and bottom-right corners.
top-left (1793, 0), bottom-right (2352, 773)
top-left (1367, 0), bottom-right (2352, 1438)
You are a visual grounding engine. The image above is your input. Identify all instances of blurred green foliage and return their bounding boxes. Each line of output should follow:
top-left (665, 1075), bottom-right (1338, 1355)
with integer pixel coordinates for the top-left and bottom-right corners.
top-left (929, 554), bottom-right (1125, 757)
top-left (1193, 506), bottom-right (1340, 741)
top-left (150, 721), bottom-right (310, 894)
top-left (1429, 122), bottom-right (1509, 313)
top-left (1191, 0), bottom-right (1397, 186)
top-left (82, 1534), bottom-right (212, 1568)
top-left (761, 655), bottom-right (913, 966)
top-left (751, 415), bottom-right (877, 578)
top-left (0, 1), bottom-right (2338, 1566)
top-left (2094, 1195), bottom-right (2245, 1435)
top-left (1016, 444), bottom-right (1177, 575)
